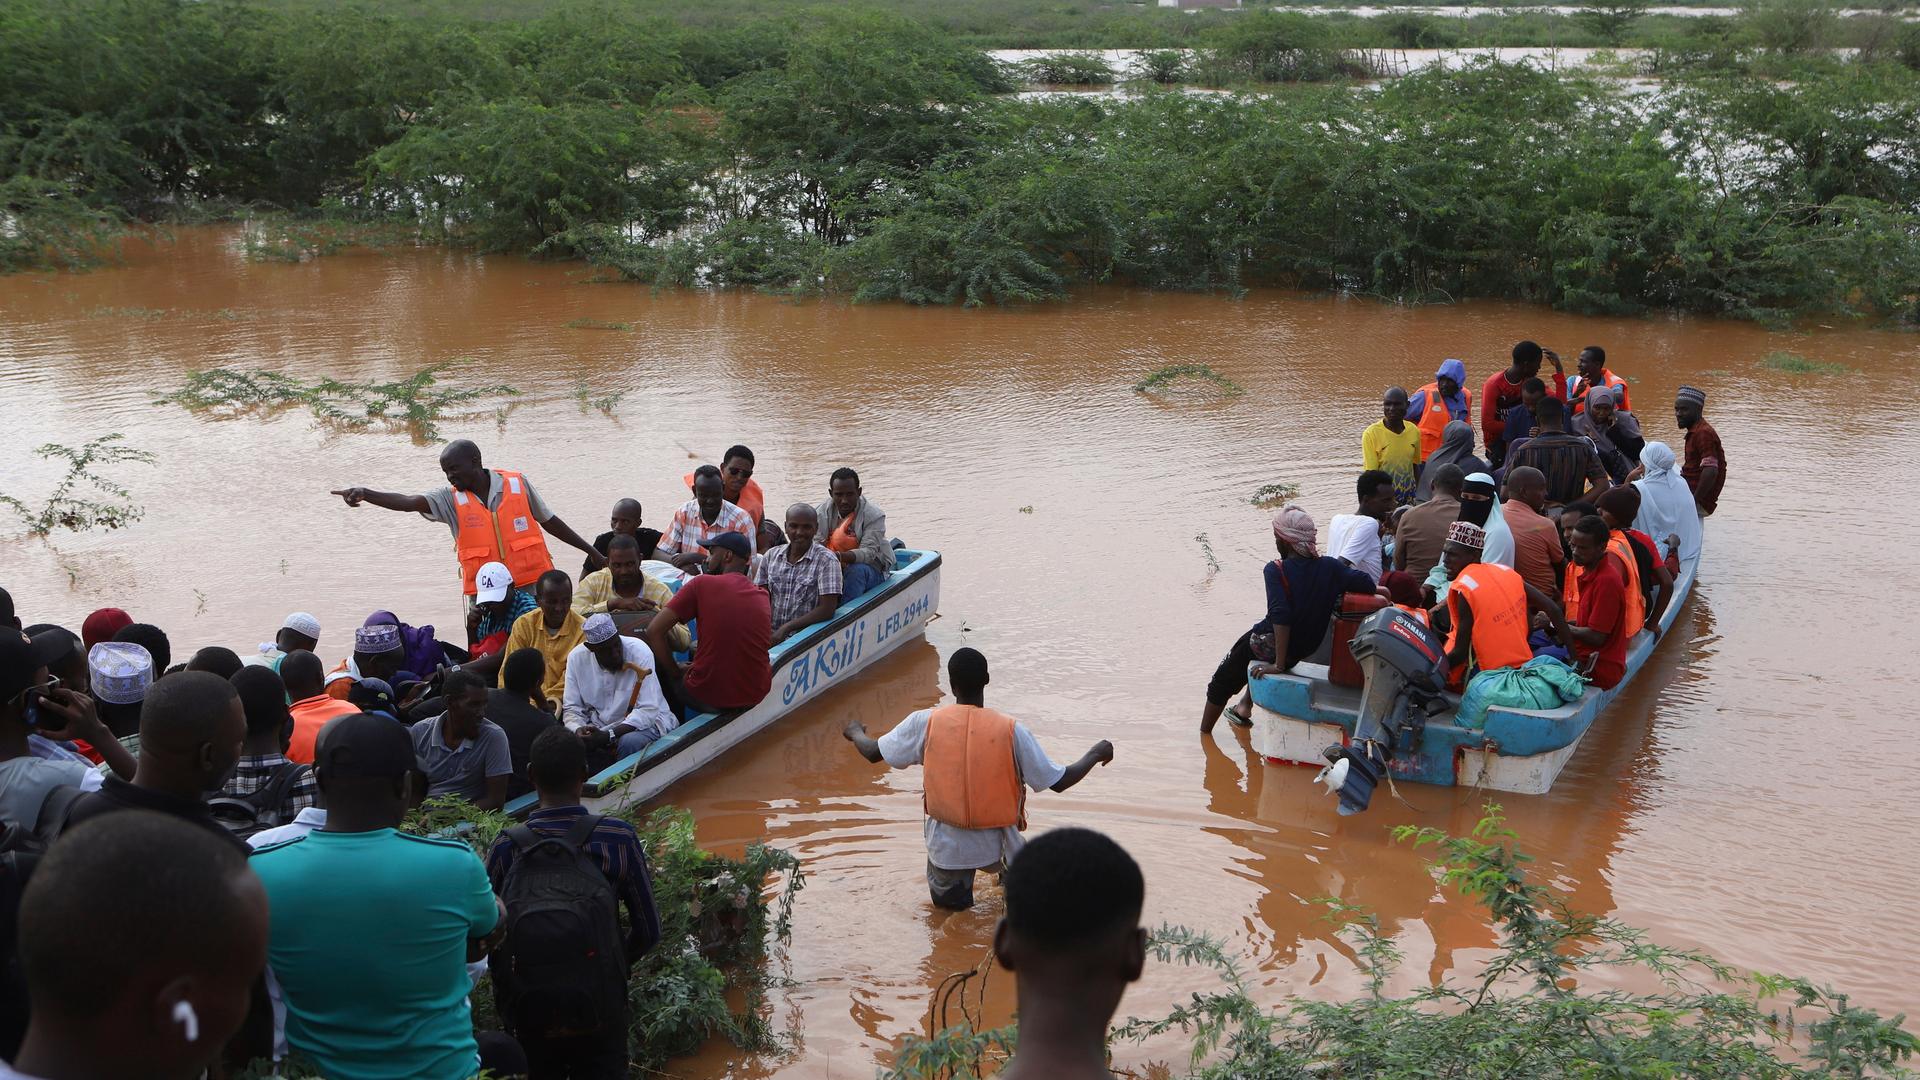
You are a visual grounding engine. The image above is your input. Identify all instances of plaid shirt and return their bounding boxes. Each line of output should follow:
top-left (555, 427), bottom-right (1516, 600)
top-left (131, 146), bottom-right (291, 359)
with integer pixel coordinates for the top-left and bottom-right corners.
top-left (753, 541), bottom-right (844, 627)
top-left (221, 753), bottom-right (319, 816)
top-left (656, 499), bottom-right (756, 558)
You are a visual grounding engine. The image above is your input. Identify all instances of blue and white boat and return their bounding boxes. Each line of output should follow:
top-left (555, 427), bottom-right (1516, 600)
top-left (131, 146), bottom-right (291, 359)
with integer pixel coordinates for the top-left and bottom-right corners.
top-left (505, 548), bottom-right (941, 816)
top-left (1249, 554), bottom-right (1698, 795)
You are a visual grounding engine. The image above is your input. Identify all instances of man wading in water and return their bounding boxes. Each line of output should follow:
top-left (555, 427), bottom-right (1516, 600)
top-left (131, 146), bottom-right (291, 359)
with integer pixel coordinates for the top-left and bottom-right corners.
top-left (331, 439), bottom-right (605, 611)
top-left (842, 648), bottom-right (1113, 910)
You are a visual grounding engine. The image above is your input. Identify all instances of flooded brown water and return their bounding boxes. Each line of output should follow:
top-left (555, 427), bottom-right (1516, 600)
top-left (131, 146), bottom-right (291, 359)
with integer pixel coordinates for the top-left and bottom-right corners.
top-left (4, 227), bottom-right (1918, 1075)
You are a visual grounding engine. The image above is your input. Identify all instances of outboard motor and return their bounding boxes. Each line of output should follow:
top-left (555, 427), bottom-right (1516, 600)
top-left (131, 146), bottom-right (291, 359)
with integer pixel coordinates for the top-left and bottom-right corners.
top-left (1317, 606), bottom-right (1450, 815)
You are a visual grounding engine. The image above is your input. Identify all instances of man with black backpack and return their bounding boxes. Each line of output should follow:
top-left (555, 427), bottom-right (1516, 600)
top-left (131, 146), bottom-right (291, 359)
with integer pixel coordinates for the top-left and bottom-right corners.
top-left (210, 666), bottom-right (318, 841)
top-left (486, 726), bottom-right (660, 1079)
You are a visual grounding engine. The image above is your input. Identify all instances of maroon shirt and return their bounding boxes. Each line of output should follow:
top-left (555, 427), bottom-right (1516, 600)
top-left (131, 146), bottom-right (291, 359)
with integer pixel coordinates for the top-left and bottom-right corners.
top-left (667, 573), bottom-right (772, 710)
top-left (1682, 419), bottom-right (1726, 514)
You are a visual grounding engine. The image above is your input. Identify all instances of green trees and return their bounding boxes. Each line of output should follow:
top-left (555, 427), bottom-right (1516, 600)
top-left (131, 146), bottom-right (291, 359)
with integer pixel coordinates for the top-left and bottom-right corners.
top-left (1, 0), bottom-right (1915, 323)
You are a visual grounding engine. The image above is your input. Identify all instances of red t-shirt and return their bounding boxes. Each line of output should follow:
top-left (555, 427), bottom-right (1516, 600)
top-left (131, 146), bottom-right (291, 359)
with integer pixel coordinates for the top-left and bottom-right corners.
top-left (1572, 555), bottom-right (1630, 690)
top-left (667, 573), bottom-right (772, 710)
top-left (1482, 370), bottom-right (1568, 449)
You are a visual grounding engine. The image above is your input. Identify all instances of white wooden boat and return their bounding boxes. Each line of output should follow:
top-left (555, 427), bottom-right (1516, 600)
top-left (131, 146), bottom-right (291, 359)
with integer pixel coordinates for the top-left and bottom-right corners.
top-left (505, 548), bottom-right (941, 815)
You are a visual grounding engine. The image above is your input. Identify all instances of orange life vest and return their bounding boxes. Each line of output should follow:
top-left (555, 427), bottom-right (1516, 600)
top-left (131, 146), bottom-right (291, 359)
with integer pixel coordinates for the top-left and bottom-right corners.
top-left (922, 704), bottom-right (1025, 831)
top-left (825, 514), bottom-right (859, 555)
top-left (1414, 381), bottom-right (1473, 460)
top-left (1562, 537), bottom-right (1645, 635)
top-left (1569, 369), bottom-right (1631, 414)
top-left (1446, 562), bottom-right (1533, 687)
top-left (1393, 603), bottom-right (1430, 627)
top-left (452, 470), bottom-right (553, 594)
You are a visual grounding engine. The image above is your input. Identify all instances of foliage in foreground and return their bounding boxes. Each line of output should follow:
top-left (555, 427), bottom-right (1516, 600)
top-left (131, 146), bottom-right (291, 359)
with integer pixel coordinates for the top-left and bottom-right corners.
top-left (401, 797), bottom-right (805, 1076)
top-left (886, 808), bottom-right (1917, 1079)
top-left (0, 435), bottom-right (155, 537)
top-left (153, 364), bottom-right (520, 442)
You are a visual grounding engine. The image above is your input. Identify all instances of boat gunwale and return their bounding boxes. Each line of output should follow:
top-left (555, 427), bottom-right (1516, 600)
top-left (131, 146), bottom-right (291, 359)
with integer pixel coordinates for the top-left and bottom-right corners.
top-left (501, 548), bottom-right (942, 817)
top-left (1251, 551), bottom-right (1701, 754)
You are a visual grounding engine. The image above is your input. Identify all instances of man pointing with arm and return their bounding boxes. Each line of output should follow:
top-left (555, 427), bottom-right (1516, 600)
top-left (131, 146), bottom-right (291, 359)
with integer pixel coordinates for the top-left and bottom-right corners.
top-left (332, 439), bottom-right (604, 610)
top-left (844, 648), bottom-right (1114, 911)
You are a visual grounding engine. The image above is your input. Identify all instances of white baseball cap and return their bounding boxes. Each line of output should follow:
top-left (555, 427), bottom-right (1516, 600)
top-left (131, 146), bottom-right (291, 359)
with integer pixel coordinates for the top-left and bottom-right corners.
top-left (475, 561), bottom-right (514, 604)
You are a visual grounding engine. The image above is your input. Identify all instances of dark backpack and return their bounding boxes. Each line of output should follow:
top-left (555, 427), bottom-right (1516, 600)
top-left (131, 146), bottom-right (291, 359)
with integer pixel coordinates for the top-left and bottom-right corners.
top-left (206, 762), bottom-right (308, 839)
top-left (491, 814), bottom-right (628, 1039)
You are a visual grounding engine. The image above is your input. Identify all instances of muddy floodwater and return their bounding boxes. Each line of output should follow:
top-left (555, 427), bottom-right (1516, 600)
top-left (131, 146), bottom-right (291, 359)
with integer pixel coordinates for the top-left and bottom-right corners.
top-left (3, 228), bottom-right (1917, 1076)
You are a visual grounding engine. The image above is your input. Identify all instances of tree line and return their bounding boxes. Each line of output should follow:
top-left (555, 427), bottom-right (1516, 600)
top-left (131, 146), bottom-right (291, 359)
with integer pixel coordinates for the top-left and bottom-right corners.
top-left (3, 0), bottom-right (1917, 323)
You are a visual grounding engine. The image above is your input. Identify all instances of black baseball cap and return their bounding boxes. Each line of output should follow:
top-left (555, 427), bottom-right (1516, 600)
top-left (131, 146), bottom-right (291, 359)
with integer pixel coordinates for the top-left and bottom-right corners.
top-left (313, 710), bottom-right (414, 780)
top-left (700, 531), bottom-right (752, 559)
top-left (0, 631), bottom-right (68, 703)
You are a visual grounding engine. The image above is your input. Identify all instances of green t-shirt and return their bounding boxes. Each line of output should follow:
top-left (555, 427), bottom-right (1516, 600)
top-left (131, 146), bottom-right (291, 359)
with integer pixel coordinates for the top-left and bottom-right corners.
top-left (250, 828), bottom-right (499, 1080)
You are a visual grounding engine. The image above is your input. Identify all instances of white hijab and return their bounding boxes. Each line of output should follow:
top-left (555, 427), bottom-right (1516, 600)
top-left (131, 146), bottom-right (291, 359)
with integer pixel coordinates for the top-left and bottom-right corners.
top-left (1632, 442), bottom-right (1703, 563)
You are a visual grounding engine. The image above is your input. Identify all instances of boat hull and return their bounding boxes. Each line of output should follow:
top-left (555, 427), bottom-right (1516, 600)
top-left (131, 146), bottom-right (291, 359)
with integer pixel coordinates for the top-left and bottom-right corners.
top-left (1249, 554), bottom-right (1697, 794)
top-left (504, 549), bottom-right (941, 816)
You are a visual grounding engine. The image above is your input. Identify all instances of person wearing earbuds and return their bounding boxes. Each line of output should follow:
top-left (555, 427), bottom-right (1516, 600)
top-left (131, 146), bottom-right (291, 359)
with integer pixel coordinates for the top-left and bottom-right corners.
top-left (992, 827), bottom-right (1147, 1080)
top-left (4, 810), bottom-right (270, 1080)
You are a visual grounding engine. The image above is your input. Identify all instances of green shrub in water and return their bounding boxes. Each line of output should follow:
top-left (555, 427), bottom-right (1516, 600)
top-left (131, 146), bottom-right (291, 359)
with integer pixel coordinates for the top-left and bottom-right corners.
top-left (885, 807), bottom-right (1919, 1079)
top-left (0, 434), bottom-right (154, 537)
top-left (1135, 365), bottom-right (1245, 396)
top-left (1761, 350), bottom-right (1849, 373)
top-left (155, 364), bottom-right (520, 441)
top-left (1014, 53), bottom-right (1116, 86)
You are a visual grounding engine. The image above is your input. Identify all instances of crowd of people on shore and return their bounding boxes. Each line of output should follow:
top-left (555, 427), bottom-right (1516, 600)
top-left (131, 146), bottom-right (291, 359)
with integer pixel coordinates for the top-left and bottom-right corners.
top-left (0, 348), bottom-right (1726, 1080)
top-left (0, 441), bottom-right (917, 1079)
top-left (1204, 341), bottom-right (1724, 733)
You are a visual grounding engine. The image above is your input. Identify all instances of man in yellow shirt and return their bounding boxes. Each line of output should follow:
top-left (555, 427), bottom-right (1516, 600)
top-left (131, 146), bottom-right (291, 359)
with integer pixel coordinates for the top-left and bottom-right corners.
top-left (570, 535), bottom-right (692, 651)
top-left (1362, 386), bottom-right (1423, 506)
top-left (500, 570), bottom-right (585, 706)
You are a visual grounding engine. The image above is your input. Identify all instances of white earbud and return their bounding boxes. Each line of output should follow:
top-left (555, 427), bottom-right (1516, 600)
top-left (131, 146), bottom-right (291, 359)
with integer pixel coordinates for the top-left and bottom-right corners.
top-left (172, 1000), bottom-right (199, 1044)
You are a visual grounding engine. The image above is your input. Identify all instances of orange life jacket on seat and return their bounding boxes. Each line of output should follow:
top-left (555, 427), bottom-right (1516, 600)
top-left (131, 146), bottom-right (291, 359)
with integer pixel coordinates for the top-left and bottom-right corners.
top-left (1568, 369), bottom-right (1632, 414)
top-left (1414, 382), bottom-right (1473, 460)
top-left (452, 470), bottom-right (552, 594)
top-left (1446, 562), bottom-right (1533, 688)
top-left (922, 704), bottom-right (1025, 831)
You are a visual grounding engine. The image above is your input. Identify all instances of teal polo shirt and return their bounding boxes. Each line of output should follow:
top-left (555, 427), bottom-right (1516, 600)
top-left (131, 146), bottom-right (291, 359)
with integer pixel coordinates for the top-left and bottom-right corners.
top-left (250, 828), bottom-right (499, 1080)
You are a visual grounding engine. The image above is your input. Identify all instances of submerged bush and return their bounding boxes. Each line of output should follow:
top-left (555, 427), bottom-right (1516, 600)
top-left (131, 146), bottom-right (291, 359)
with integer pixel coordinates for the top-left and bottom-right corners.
top-left (886, 808), bottom-right (1920, 1079)
top-left (1014, 52), bottom-right (1116, 85)
top-left (154, 364), bottom-right (521, 441)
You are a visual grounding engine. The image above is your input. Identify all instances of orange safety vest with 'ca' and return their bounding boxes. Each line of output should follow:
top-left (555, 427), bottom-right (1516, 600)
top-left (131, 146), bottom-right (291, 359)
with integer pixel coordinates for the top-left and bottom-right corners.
top-left (1414, 382), bottom-right (1474, 460)
top-left (1446, 562), bottom-right (1533, 687)
top-left (1561, 534), bottom-right (1645, 633)
top-left (922, 704), bottom-right (1026, 832)
top-left (452, 470), bottom-right (553, 594)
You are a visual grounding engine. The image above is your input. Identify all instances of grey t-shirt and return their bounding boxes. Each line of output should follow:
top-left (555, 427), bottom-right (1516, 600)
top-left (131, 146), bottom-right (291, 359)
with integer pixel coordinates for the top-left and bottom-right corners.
top-left (419, 471), bottom-right (555, 541)
top-left (408, 718), bottom-right (513, 803)
top-left (0, 756), bottom-right (103, 829)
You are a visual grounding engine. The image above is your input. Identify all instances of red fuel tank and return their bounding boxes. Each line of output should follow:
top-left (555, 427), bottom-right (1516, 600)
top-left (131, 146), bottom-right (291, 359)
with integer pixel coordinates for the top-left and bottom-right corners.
top-left (1328, 591), bottom-right (1389, 689)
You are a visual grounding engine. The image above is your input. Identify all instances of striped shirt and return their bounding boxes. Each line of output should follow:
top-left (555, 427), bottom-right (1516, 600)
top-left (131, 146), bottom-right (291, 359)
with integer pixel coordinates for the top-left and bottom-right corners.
top-left (485, 804), bottom-right (661, 961)
top-left (656, 499), bottom-right (756, 558)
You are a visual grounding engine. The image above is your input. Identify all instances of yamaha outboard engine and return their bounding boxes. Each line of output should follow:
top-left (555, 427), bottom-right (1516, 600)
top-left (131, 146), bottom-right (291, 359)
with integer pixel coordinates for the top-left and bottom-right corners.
top-left (1317, 607), bottom-right (1450, 815)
